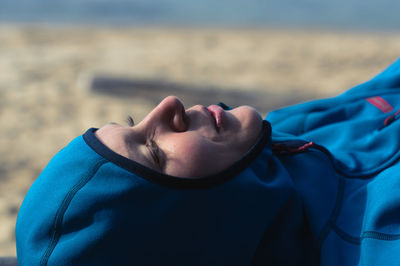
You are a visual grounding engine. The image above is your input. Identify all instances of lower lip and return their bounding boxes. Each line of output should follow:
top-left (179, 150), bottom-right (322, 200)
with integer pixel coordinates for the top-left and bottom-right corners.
top-left (207, 105), bottom-right (226, 129)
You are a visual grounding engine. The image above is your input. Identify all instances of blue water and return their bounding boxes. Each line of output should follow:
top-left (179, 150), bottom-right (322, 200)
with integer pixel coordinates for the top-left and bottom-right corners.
top-left (0, 0), bottom-right (399, 31)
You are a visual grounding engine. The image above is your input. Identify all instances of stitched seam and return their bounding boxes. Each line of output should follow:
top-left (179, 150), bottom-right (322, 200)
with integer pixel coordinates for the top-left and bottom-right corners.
top-left (316, 177), bottom-right (345, 250)
top-left (362, 231), bottom-right (400, 241)
top-left (332, 224), bottom-right (361, 244)
top-left (331, 227), bottom-right (400, 244)
top-left (40, 158), bottom-right (107, 266)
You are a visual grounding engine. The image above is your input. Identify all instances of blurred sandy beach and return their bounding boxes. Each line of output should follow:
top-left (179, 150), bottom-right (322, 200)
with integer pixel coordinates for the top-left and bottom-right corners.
top-left (1, 25), bottom-right (400, 256)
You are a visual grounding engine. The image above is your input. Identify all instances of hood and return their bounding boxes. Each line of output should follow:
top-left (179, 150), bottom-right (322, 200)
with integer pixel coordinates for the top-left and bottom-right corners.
top-left (16, 121), bottom-right (312, 266)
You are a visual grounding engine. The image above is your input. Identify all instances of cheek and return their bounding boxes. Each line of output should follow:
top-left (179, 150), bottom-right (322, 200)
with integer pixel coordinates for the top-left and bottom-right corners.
top-left (160, 135), bottom-right (223, 177)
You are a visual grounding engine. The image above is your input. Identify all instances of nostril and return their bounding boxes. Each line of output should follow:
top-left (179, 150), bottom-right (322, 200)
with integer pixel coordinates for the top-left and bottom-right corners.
top-left (160, 96), bottom-right (187, 132)
top-left (171, 110), bottom-right (187, 132)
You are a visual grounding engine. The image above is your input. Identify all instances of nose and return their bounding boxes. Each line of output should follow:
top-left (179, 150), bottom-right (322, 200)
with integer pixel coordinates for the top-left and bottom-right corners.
top-left (143, 96), bottom-right (188, 132)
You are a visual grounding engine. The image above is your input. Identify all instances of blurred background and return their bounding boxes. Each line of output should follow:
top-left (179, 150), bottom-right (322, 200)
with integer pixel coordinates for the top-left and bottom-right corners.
top-left (1, 0), bottom-right (400, 256)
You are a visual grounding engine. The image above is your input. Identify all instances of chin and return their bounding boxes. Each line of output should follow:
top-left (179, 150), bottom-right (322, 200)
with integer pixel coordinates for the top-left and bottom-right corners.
top-left (231, 105), bottom-right (263, 145)
top-left (237, 105), bottom-right (262, 127)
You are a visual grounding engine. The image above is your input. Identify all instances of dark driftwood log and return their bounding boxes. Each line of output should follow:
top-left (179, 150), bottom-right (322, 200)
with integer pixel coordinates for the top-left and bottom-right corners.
top-left (90, 76), bottom-right (309, 115)
top-left (0, 257), bottom-right (17, 266)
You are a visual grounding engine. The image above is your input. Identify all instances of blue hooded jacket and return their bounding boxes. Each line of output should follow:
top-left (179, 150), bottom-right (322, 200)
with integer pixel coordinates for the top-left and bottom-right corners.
top-left (15, 121), bottom-right (312, 265)
top-left (16, 58), bottom-right (400, 265)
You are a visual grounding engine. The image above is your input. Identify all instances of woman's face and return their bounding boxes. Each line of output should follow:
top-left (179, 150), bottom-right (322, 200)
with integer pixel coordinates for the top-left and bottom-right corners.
top-left (95, 96), bottom-right (262, 178)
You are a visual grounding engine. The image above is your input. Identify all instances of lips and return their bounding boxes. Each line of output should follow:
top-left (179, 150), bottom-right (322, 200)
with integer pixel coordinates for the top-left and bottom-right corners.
top-left (207, 104), bottom-right (225, 130)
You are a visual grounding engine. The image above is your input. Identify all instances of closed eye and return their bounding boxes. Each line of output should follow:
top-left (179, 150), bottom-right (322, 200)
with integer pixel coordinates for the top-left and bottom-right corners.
top-left (146, 136), bottom-right (165, 172)
top-left (147, 140), bottom-right (160, 168)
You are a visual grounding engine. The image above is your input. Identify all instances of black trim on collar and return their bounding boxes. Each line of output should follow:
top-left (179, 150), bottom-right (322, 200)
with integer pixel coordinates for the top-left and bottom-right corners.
top-left (83, 121), bottom-right (271, 189)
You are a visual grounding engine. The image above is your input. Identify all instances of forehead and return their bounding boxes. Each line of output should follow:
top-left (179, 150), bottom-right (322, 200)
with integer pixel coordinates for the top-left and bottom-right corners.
top-left (95, 123), bottom-right (156, 170)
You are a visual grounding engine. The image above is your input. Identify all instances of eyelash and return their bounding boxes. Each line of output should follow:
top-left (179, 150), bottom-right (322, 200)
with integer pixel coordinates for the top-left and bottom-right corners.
top-left (126, 115), bottom-right (162, 171)
top-left (146, 135), bottom-right (162, 171)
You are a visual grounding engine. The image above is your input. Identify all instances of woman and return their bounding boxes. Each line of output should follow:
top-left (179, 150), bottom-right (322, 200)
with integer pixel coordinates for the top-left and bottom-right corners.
top-left (16, 58), bottom-right (400, 265)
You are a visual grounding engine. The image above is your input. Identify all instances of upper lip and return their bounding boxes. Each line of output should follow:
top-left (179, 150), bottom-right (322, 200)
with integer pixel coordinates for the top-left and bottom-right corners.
top-left (203, 106), bottom-right (219, 132)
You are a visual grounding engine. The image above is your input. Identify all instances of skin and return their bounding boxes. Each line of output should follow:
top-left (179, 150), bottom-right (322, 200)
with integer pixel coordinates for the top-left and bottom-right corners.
top-left (95, 96), bottom-right (263, 178)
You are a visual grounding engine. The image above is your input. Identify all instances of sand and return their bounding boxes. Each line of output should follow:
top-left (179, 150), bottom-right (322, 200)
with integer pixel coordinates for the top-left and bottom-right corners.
top-left (0, 25), bottom-right (399, 256)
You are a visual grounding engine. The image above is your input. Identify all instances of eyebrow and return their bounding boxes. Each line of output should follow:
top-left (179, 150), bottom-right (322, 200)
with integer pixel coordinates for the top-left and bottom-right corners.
top-left (126, 115), bottom-right (134, 126)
